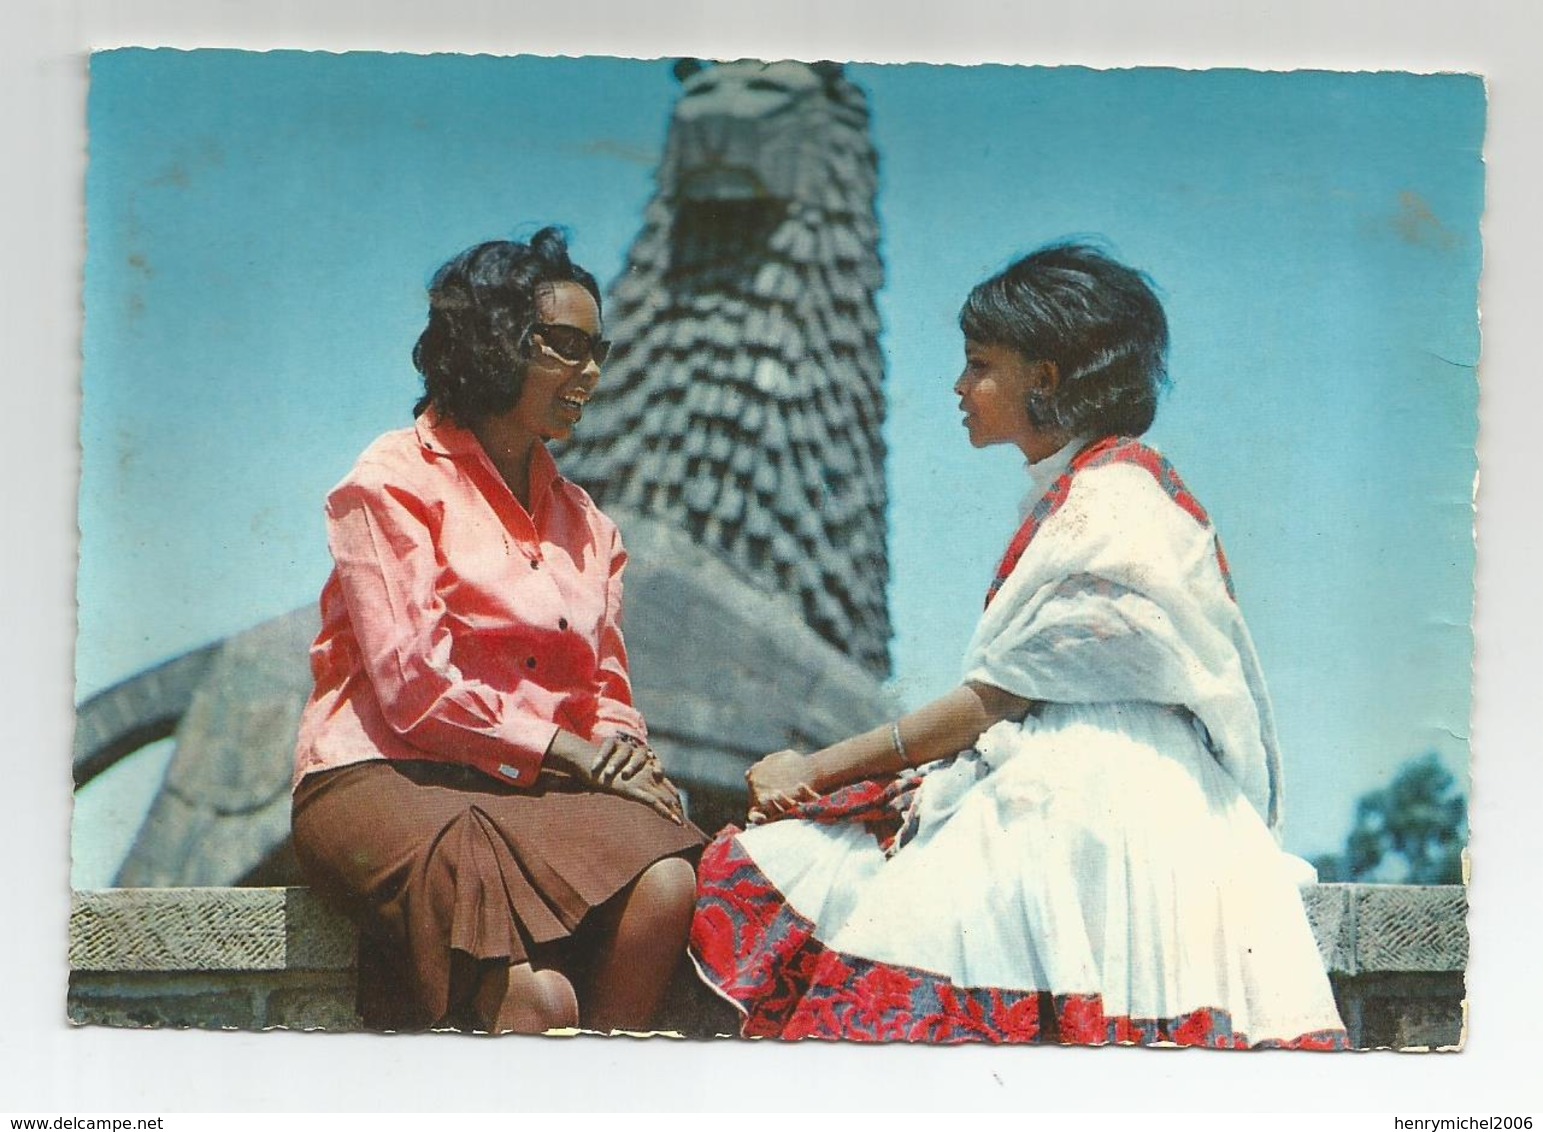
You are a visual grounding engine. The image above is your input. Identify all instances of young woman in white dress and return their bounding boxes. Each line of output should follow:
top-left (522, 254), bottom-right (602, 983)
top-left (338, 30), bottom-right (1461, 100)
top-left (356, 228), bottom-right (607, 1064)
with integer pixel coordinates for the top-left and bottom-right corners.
top-left (689, 242), bottom-right (1348, 1047)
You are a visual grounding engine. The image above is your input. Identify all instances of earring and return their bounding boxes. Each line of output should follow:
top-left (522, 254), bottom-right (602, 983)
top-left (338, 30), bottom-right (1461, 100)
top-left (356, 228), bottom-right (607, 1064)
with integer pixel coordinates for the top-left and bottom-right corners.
top-left (1025, 387), bottom-right (1056, 427)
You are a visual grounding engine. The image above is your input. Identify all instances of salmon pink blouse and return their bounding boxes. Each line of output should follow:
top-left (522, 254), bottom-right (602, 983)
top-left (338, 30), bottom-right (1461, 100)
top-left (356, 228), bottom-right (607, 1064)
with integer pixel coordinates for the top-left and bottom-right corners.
top-left (293, 412), bottom-right (646, 789)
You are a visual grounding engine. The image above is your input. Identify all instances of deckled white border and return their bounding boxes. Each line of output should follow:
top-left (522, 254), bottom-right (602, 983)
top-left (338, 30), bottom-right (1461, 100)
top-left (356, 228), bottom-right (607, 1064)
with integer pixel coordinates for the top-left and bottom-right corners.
top-left (4, 0), bottom-right (1536, 1114)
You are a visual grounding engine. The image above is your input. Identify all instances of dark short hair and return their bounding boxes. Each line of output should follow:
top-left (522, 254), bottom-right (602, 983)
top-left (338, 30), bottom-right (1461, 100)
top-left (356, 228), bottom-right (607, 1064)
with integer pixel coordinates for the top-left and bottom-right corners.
top-left (412, 227), bottom-right (602, 426)
top-left (960, 241), bottom-right (1169, 438)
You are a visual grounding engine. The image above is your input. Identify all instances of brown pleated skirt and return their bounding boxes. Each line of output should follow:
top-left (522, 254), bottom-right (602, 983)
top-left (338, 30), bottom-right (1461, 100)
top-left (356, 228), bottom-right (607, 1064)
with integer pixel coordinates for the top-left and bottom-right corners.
top-left (291, 758), bottom-right (707, 1031)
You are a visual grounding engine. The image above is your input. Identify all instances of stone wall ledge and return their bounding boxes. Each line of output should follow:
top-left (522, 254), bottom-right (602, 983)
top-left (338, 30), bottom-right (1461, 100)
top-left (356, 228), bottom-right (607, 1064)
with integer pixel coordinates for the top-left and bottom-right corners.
top-left (70, 887), bottom-right (355, 974)
top-left (68, 883), bottom-right (1468, 1047)
top-left (1300, 882), bottom-right (1467, 975)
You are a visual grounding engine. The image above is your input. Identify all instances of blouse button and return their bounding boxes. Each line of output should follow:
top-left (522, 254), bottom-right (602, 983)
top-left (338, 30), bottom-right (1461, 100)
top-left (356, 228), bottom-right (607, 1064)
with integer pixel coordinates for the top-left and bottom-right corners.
top-left (526, 657), bottom-right (537, 669)
top-left (558, 618), bottom-right (569, 630)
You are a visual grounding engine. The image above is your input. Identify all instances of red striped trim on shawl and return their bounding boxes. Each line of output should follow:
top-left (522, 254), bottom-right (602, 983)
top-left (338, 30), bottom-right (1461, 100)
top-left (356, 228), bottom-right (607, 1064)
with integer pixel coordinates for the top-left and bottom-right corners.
top-left (985, 437), bottom-right (1235, 609)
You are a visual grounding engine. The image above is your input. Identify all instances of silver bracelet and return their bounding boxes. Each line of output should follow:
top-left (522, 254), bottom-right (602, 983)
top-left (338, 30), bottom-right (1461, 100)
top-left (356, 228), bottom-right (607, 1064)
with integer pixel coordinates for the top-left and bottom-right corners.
top-left (890, 720), bottom-right (910, 768)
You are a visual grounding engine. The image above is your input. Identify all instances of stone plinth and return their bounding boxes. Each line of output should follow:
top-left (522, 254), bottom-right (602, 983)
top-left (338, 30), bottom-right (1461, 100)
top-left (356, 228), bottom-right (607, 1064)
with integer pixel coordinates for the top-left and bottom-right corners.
top-left (68, 883), bottom-right (1466, 1047)
top-left (1301, 883), bottom-right (1468, 1050)
top-left (69, 887), bottom-right (358, 1031)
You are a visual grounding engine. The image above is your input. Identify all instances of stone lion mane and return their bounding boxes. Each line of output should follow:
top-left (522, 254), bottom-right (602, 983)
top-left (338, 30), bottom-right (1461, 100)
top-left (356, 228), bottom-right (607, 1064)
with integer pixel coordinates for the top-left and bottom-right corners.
top-left (561, 58), bottom-right (892, 677)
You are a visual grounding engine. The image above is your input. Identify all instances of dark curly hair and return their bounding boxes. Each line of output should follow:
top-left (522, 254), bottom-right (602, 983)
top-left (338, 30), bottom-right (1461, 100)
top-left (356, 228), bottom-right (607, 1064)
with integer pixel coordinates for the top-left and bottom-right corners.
top-left (960, 241), bottom-right (1169, 439)
top-left (412, 227), bottom-right (602, 426)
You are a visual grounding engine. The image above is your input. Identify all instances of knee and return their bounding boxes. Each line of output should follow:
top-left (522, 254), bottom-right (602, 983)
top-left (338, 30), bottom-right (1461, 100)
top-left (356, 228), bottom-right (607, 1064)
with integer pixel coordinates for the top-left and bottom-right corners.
top-left (530, 968), bottom-right (580, 1031)
top-left (493, 966), bottom-right (579, 1035)
top-left (636, 857), bottom-right (698, 925)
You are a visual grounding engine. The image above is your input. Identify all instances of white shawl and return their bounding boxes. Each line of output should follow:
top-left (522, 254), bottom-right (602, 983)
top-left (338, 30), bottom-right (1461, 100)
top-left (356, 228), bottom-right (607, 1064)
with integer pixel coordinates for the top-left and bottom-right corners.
top-left (961, 444), bottom-right (1285, 834)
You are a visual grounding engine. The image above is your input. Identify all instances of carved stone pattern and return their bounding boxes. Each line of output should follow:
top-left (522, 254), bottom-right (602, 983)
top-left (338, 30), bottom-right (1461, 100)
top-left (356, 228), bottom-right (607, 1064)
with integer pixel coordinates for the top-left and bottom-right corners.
top-left (71, 889), bottom-right (288, 972)
top-left (1354, 884), bottom-right (1468, 973)
top-left (71, 888), bottom-right (358, 974)
top-left (1299, 883), bottom-right (1354, 973)
top-left (561, 65), bottom-right (892, 675)
top-left (72, 883), bottom-right (1468, 973)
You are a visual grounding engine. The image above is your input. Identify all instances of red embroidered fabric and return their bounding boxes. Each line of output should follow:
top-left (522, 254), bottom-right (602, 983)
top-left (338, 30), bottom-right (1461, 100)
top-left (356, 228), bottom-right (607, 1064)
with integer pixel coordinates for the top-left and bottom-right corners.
top-left (765, 771), bottom-right (925, 857)
top-left (691, 836), bottom-right (1347, 1049)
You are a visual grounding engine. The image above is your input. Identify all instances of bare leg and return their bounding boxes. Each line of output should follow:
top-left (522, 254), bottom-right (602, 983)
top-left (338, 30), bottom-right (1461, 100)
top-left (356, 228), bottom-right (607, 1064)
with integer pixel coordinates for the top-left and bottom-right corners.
top-left (470, 960), bottom-right (580, 1035)
top-left (583, 857), bottom-right (697, 1033)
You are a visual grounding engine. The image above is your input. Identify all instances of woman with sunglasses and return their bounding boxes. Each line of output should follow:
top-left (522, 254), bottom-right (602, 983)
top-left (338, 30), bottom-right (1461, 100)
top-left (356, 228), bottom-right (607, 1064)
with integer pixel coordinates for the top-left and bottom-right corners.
top-left (291, 229), bottom-right (704, 1034)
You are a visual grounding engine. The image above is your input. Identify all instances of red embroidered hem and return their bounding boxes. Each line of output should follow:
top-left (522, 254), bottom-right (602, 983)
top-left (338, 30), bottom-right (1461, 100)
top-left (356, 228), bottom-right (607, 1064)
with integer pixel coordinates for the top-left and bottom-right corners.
top-left (692, 835), bottom-right (1347, 1049)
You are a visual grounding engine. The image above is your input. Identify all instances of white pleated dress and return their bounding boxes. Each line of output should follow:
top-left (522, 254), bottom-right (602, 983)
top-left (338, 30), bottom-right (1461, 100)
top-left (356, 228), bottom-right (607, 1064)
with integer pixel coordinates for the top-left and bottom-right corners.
top-left (691, 437), bottom-right (1348, 1047)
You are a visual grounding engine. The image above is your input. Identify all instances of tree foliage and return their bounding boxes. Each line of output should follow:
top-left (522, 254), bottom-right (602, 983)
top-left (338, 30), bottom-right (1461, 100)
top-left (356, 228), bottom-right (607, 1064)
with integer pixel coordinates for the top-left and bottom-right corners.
top-left (1312, 752), bottom-right (1466, 884)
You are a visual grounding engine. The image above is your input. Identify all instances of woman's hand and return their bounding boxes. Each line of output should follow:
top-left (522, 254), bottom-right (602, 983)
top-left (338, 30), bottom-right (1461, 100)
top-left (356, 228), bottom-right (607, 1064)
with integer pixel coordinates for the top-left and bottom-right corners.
top-left (590, 732), bottom-right (652, 786)
top-left (746, 749), bottom-right (821, 825)
top-left (590, 733), bottom-right (686, 825)
top-left (545, 731), bottom-right (686, 824)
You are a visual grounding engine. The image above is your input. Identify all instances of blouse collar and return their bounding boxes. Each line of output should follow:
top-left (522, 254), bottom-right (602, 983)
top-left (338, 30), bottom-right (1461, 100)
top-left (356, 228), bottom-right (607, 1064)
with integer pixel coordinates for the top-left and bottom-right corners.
top-left (1020, 436), bottom-right (1090, 518)
top-left (415, 411), bottom-right (563, 506)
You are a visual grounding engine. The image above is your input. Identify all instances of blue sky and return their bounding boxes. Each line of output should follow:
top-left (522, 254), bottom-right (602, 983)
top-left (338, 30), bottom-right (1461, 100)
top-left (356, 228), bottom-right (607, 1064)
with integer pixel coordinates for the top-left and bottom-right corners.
top-left (75, 49), bottom-right (1483, 878)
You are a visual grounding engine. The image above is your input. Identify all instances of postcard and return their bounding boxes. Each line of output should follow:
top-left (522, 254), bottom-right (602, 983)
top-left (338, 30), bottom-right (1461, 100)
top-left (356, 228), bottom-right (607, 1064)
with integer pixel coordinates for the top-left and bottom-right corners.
top-left (70, 49), bottom-right (1481, 1053)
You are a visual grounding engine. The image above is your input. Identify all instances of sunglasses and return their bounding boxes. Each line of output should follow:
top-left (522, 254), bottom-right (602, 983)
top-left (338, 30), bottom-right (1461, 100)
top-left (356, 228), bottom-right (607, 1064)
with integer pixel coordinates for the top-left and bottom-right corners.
top-left (529, 323), bottom-right (612, 368)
